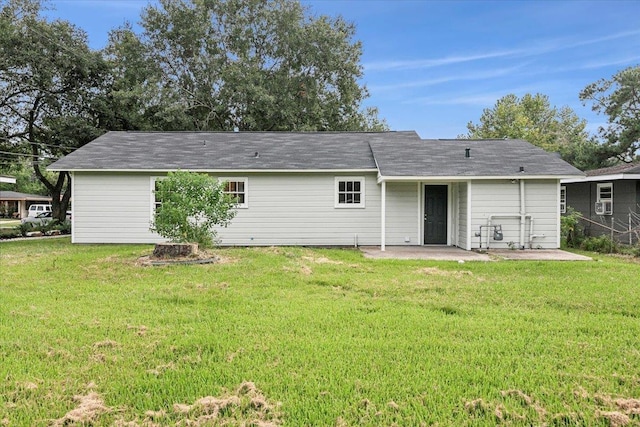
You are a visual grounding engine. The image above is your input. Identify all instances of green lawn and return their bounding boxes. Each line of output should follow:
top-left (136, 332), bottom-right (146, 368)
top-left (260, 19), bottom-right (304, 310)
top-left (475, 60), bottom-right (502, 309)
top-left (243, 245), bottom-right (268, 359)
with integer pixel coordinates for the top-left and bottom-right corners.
top-left (1, 239), bottom-right (639, 426)
top-left (0, 219), bottom-right (20, 229)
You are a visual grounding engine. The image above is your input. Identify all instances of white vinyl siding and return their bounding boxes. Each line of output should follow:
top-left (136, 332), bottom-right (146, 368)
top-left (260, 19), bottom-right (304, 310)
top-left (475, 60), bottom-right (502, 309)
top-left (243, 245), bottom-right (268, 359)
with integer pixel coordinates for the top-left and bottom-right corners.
top-left (457, 182), bottom-right (468, 249)
top-left (74, 173), bottom-right (165, 244)
top-left (72, 172), bottom-right (382, 245)
top-left (384, 182), bottom-right (419, 245)
top-left (470, 179), bottom-right (560, 249)
top-left (219, 174), bottom-right (379, 245)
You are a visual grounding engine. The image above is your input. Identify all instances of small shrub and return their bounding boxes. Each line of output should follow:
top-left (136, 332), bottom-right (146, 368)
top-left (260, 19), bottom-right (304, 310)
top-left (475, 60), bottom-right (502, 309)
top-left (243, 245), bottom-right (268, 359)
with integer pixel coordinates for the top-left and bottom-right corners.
top-left (151, 171), bottom-right (237, 249)
top-left (561, 207), bottom-right (584, 248)
top-left (36, 220), bottom-right (59, 234)
top-left (52, 220), bottom-right (71, 235)
top-left (18, 222), bottom-right (35, 236)
top-left (580, 235), bottom-right (618, 253)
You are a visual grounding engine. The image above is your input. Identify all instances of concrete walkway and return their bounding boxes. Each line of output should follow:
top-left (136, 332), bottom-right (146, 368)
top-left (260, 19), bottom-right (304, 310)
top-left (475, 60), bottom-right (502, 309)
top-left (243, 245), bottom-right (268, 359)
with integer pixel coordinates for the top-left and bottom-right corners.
top-left (360, 246), bottom-right (591, 261)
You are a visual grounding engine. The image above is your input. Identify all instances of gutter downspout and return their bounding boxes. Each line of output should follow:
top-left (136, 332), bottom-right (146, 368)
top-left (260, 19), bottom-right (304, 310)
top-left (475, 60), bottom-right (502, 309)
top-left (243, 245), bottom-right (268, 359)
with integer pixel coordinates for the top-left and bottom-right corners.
top-left (381, 180), bottom-right (386, 251)
top-left (519, 179), bottom-right (526, 249)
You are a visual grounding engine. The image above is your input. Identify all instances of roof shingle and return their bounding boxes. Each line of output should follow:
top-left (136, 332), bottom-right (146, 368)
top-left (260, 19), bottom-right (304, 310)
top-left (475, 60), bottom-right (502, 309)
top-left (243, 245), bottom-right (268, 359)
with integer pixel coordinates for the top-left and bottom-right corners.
top-left (369, 138), bottom-right (583, 177)
top-left (49, 131), bottom-right (419, 171)
top-left (48, 131), bottom-right (583, 178)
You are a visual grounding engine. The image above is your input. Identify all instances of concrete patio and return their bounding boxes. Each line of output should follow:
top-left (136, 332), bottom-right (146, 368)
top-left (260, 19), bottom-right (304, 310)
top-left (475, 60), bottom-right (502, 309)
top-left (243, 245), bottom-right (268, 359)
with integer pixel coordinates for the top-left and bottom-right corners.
top-left (360, 246), bottom-right (592, 261)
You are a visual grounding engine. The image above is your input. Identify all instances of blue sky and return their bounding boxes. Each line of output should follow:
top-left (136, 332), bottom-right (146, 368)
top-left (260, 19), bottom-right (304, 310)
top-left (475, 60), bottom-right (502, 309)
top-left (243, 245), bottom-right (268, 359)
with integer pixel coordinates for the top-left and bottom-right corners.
top-left (45, 0), bottom-right (640, 138)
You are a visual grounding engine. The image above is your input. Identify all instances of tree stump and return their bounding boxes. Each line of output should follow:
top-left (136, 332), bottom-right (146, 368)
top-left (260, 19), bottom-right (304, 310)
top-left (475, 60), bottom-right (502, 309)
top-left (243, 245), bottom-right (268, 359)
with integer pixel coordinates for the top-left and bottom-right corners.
top-left (152, 242), bottom-right (198, 258)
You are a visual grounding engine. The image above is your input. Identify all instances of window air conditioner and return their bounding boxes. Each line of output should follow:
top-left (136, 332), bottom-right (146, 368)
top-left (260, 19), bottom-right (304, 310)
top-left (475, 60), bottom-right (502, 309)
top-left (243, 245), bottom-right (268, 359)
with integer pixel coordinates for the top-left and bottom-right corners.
top-left (594, 200), bottom-right (612, 215)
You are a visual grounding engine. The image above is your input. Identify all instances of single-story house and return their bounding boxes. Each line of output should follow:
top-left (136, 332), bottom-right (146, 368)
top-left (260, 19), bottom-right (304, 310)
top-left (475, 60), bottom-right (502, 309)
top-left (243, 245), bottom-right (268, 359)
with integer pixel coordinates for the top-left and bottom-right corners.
top-left (48, 131), bottom-right (582, 250)
top-left (561, 162), bottom-right (640, 244)
top-left (0, 190), bottom-right (51, 219)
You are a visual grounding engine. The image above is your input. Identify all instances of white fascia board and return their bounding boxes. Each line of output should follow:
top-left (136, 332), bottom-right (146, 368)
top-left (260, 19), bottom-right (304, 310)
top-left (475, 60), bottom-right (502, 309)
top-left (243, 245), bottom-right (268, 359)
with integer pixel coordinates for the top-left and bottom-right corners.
top-left (562, 174), bottom-right (640, 183)
top-left (49, 168), bottom-right (379, 174)
top-left (378, 175), bottom-right (583, 183)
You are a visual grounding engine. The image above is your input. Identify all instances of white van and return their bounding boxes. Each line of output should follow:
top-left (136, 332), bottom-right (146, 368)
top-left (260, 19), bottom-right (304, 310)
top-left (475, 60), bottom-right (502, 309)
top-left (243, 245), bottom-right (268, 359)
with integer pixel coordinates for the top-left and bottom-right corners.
top-left (28, 204), bottom-right (52, 217)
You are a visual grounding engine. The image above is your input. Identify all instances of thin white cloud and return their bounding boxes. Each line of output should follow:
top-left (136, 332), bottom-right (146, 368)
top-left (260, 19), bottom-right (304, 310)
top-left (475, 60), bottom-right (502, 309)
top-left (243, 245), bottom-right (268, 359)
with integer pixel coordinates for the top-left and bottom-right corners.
top-left (369, 64), bottom-right (528, 93)
top-left (579, 56), bottom-right (640, 70)
top-left (404, 85), bottom-right (542, 107)
top-left (364, 49), bottom-right (522, 72)
top-left (365, 29), bottom-right (640, 73)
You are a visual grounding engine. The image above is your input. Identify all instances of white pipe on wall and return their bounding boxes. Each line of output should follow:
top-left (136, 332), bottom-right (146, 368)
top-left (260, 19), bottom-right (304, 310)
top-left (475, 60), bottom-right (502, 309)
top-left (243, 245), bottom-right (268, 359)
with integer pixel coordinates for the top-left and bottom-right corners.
top-left (519, 179), bottom-right (526, 249)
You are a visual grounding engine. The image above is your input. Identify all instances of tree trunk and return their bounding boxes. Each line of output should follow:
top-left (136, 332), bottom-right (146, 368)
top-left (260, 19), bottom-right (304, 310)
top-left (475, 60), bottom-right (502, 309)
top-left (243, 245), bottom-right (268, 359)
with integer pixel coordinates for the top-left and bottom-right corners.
top-left (152, 242), bottom-right (199, 258)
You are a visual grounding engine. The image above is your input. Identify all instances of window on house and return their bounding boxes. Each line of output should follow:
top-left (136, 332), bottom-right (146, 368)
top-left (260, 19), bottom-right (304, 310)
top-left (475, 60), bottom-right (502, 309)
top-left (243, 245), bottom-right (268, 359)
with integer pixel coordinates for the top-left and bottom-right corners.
top-left (151, 177), bottom-right (165, 213)
top-left (560, 186), bottom-right (566, 214)
top-left (221, 178), bottom-right (248, 208)
top-left (335, 177), bottom-right (365, 208)
top-left (596, 182), bottom-right (613, 215)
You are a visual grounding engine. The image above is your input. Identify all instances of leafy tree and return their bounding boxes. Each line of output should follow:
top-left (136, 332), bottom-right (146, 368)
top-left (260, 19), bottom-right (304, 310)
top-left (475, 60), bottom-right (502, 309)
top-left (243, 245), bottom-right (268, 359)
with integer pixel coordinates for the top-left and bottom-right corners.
top-left (0, 0), bottom-right (111, 220)
top-left (106, 0), bottom-right (387, 132)
top-left (0, 159), bottom-right (50, 194)
top-left (464, 93), bottom-right (607, 170)
top-left (580, 65), bottom-right (640, 162)
top-left (151, 171), bottom-right (237, 248)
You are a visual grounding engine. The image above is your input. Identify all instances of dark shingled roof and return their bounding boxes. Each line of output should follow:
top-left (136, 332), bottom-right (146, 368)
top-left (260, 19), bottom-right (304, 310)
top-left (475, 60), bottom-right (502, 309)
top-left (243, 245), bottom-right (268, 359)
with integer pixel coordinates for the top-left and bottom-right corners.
top-left (0, 191), bottom-right (51, 200)
top-left (369, 138), bottom-right (583, 177)
top-left (586, 161), bottom-right (640, 176)
top-left (49, 131), bottom-right (420, 171)
top-left (49, 131), bottom-right (583, 177)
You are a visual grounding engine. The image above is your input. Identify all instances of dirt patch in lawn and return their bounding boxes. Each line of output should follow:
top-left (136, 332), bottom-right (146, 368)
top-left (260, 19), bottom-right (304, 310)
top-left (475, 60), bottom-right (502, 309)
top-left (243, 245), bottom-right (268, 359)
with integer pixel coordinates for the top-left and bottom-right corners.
top-left (136, 249), bottom-right (235, 267)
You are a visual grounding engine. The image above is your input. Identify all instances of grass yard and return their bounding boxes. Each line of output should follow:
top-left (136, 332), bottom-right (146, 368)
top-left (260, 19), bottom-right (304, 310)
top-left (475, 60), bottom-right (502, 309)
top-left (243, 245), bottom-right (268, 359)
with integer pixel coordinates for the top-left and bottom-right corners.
top-left (1, 239), bottom-right (639, 426)
top-left (0, 219), bottom-right (20, 229)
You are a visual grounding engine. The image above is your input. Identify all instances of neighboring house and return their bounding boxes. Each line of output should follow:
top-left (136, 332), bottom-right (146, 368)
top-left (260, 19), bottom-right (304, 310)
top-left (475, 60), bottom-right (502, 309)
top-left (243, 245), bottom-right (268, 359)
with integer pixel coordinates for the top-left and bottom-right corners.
top-left (561, 162), bottom-right (640, 244)
top-left (0, 175), bottom-right (16, 184)
top-left (48, 131), bottom-right (582, 250)
top-left (0, 191), bottom-right (51, 219)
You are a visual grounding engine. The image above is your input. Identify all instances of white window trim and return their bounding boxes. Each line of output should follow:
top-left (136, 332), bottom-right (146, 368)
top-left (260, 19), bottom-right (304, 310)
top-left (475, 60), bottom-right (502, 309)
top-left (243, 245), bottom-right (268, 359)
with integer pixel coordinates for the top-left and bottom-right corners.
top-left (597, 182), bottom-right (613, 208)
top-left (150, 176), bottom-right (165, 219)
top-left (560, 186), bottom-right (567, 214)
top-left (218, 177), bottom-right (249, 209)
top-left (334, 176), bottom-right (365, 208)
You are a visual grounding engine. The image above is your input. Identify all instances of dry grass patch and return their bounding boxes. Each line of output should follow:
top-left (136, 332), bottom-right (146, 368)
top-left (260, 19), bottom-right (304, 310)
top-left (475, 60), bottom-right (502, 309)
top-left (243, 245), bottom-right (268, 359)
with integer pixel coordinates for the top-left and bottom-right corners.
top-left (301, 256), bottom-right (343, 265)
top-left (416, 266), bottom-right (473, 277)
top-left (53, 391), bottom-right (111, 426)
top-left (166, 381), bottom-right (282, 426)
top-left (93, 339), bottom-right (118, 349)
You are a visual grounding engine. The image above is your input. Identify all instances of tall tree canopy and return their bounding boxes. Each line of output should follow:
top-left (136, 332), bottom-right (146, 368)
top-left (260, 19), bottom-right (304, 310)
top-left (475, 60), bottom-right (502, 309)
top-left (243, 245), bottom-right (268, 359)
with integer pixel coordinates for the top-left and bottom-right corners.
top-left (0, 0), bottom-right (111, 220)
top-left (106, 0), bottom-right (386, 132)
top-left (1, 0), bottom-right (387, 220)
top-left (580, 65), bottom-right (640, 162)
top-left (464, 93), bottom-right (607, 170)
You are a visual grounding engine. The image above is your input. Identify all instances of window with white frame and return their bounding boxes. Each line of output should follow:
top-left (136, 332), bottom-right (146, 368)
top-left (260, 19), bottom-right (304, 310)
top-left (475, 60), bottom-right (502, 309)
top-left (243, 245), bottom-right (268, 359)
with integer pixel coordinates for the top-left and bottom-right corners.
top-left (151, 176), bottom-right (165, 213)
top-left (596, 182), bottom-right (613, 215)
top-left (560, 186), bottom-right (567, 214)
top-left (335, 177), bottom-right (365, 208)
top-left (220, 178), bottom-right (248, 208)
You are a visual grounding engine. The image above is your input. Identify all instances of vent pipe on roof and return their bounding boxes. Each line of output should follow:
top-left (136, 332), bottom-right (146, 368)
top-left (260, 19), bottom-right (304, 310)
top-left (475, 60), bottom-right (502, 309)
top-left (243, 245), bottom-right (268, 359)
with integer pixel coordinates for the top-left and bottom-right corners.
top-left (519, 166), bottom-right (525, 173)
top-left (254, 151), bottom-right (259, 158)
top-left (465, 148), bottom-right (471, 158)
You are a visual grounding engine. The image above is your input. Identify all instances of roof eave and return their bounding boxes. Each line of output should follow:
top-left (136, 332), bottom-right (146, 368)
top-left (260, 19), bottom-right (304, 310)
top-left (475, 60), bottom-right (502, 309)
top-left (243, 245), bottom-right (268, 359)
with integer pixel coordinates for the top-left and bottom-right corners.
top-left (378, 174), bottom-right (583, 183)
top-left (48, 167), bottom-right (379, 173)
top-left (561, 173), bottom-right (640, 183)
